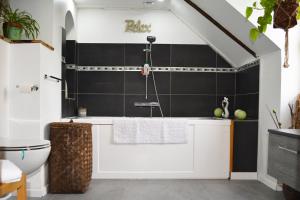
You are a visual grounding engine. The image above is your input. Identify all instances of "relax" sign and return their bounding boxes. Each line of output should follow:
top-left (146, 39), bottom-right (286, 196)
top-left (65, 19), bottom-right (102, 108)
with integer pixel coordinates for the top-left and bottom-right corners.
top-left (125, 20), bottom-right (151, 33)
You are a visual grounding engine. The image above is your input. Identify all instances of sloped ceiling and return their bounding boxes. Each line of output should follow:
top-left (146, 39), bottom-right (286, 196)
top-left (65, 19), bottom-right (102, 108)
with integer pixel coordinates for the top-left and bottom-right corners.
top-left (169, 0), bottom-right (280, 67)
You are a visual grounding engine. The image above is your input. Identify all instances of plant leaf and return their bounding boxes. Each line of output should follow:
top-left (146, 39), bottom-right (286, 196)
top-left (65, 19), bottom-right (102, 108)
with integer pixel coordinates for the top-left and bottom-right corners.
top-left (246, 7), bottom-right (253, 19)
top-left (297, 7), bottom-right (300, 20)
top-left (250, 28), bottom-right (260, 41)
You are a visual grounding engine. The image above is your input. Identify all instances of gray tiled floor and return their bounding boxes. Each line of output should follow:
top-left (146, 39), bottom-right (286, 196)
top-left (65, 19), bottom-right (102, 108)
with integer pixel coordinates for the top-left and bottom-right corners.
top-left (10, 180), bottom-right (284, 200)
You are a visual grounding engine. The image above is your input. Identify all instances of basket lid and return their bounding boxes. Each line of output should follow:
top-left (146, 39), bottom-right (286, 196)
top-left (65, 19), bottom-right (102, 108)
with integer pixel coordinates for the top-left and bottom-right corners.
top-left (50, 122), bottom-right (92, 128)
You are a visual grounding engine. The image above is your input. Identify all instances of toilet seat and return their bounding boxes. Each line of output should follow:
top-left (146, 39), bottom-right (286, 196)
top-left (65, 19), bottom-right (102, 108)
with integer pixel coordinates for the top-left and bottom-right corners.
top-left (0, 138), bottom-right (50, 151)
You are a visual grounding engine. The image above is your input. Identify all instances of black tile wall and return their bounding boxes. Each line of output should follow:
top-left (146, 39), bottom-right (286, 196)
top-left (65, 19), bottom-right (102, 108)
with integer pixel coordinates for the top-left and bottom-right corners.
top-left (233, 121), bottom-right (258, 172)
top-left (125, 72), bottom-right (170, 95)
top-left (217, 73), bottom-right (236, 95)
top-left (66, 40), bottom-right (77, 64)
top-left (171, 72), bottom-right (216, 95)
top-left (151, 44), bottom-right (171, 66)
top-left (171, 45), bottom-right (216, 67)
top-left (171, 95), bottom-right (216, 117)
top-left (236, 65), bottom-right (259, 94)
top-left (78, 94), bottom-right (124, 116)
top-left (78, 71), bottom-right (124, 94)
top-left (77, 43), bottom-right (125, 66)
top-left (233, 64), bottom-right (259, 173)
top-left (124, 44), bottom-right (145, 66)
top-left (63, 43), bottom-right (260, 119)
top-left (66, 68), bottom-right (77, 93)
top-left (235, 65), bottom-right (259, 119)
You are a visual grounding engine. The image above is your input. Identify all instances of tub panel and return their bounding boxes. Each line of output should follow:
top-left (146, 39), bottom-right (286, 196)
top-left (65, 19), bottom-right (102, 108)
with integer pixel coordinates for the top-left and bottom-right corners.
top-left (62, 117), bottom-right (231, 179)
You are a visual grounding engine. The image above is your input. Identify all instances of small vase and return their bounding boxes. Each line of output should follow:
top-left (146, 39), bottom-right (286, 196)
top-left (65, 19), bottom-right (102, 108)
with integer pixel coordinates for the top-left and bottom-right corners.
top-left (4, 22), bottom-right (22, 40)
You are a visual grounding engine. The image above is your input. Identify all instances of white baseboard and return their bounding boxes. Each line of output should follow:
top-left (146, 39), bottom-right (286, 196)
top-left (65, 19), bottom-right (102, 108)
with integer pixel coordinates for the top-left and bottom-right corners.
top-left (258, 174), bottom-right (282, 191)
top-left (27, 185), bottom-right (48, 197)
top-left (231, 172), bottom-right (258, 180)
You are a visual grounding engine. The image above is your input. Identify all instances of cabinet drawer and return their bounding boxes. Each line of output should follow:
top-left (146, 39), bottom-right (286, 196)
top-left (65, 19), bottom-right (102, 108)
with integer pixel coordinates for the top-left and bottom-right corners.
top-left (268, 134), bottom-right (300, 190)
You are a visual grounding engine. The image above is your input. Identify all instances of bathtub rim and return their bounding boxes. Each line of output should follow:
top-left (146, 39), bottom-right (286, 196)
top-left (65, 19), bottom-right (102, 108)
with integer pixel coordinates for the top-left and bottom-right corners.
top-left (61, 117), bottom-right (232, 125)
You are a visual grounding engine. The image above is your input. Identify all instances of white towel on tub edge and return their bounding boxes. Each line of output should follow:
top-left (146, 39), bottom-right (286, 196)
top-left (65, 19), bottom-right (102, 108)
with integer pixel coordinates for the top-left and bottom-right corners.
top-left (113, 118), bottom-right (187, 144)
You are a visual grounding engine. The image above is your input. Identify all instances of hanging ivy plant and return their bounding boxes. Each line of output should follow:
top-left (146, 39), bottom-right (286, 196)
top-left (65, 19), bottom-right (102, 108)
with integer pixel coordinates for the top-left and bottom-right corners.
top-left (246, 0), bottom-right (300, 68)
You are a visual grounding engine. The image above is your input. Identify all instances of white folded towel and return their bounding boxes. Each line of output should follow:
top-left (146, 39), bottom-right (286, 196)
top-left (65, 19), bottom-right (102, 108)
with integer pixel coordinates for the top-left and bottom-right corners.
top-left (163, 119), bottom-right (188, 144)
top-left (113, 118), bottom-right (138, 143)
top-left (113, 118), bottom-right (187, 144)
top-left (0, 160), bottom-right (22, 184)
top-left (136, 118), bottom-right (164, 143)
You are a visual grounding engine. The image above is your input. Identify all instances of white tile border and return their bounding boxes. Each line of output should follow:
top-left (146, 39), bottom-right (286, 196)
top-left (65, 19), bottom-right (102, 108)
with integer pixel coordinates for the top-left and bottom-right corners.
top-left (76, 66), bottom-right (237, 73)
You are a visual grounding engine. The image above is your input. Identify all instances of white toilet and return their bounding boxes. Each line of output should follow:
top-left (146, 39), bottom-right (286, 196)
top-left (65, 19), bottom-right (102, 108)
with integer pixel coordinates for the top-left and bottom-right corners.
top-left (0, 138), bottom-right (51, 174)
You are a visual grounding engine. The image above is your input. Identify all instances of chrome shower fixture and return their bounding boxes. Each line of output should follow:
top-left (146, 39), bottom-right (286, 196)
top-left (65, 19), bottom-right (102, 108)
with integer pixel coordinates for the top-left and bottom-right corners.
top-left (138, 35), bottom-right (164, 117)
top-left (147, 36), bottom-right (156, 44)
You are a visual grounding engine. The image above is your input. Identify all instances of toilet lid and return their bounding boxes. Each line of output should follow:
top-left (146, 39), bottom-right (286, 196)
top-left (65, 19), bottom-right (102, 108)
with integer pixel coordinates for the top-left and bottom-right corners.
top-left (0, 138), bottom-right (50, 150)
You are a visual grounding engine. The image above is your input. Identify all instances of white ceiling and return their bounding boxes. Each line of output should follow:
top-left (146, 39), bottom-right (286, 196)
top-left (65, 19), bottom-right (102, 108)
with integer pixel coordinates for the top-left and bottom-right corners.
top-left (74, 0), bottom-right (170, 9)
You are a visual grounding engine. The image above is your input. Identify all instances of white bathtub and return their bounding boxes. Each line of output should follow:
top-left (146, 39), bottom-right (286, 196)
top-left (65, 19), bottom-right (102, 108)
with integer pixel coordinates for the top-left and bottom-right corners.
top-left (61, 117), bottom-right (231, 179)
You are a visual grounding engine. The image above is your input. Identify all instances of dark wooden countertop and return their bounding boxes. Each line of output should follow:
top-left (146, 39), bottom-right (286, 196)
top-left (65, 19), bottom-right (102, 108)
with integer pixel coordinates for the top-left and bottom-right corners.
top-left (268, 129), bottom-right (300, 139)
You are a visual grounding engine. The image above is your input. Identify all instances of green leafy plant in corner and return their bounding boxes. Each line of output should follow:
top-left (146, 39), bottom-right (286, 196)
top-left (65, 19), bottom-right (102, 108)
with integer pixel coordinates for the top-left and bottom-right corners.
top-left (246, 0), bottom-right (300, 41)
top-left (246, 0), bottom-right (300, 68)
top-left (0, 6), bottom-right (39, 39)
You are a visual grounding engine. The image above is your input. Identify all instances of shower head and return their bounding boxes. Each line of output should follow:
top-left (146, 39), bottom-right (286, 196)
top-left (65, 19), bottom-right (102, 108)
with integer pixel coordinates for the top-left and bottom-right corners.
top-left (147, 36), bottom-right (156, 44)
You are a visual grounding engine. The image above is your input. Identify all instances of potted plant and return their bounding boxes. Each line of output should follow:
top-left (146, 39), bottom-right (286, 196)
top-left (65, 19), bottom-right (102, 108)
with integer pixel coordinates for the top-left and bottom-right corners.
top-left (0, 6), bottom-right (39, 40)
top-left (246, 0), bottom-right (300, 68)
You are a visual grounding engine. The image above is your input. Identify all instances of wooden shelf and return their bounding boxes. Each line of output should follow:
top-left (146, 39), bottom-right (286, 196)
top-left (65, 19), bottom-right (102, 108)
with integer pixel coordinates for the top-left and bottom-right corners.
top-left (0, 35), bottom-right (54, 51)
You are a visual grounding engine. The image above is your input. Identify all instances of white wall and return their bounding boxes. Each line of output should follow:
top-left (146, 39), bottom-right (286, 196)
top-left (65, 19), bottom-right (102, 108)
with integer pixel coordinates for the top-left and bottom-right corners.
top-left (77, 9), bottom-right (206, 44)
top-left (226, 0), bottom-right (299, 189)
top-left (9, 0), bottom-right (54, 44)
top-left (0, 40), bottom-right (10, 138)
top-left (258, 51), bottom-right (282, 189)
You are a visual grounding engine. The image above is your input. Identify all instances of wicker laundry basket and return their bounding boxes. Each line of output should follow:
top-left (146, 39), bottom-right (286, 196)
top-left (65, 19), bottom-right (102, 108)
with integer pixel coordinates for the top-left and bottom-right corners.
top-left (49, 122), bottom-right (92, 193)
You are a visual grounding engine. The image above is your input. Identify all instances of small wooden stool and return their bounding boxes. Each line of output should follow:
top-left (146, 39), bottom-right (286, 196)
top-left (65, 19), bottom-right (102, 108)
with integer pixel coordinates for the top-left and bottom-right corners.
top-left (0, 174), bottom-right (27, 200)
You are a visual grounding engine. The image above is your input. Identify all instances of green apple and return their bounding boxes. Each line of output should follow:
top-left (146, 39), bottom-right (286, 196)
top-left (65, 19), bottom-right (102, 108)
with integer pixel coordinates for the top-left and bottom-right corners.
top-left (235, 109), bottom-right (247, 120)
top-left (214, 108), bottom-right (223, 118)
